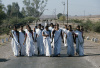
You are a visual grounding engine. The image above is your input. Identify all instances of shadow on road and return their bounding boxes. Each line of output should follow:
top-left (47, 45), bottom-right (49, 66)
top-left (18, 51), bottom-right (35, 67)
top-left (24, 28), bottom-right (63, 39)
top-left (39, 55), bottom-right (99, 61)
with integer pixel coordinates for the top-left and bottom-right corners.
top-left (0, 58), bottom-right (10, 62)
top-left (84, 53), bottom-right (100, 56)
top-left (18, 54), bottom-right (84, 57)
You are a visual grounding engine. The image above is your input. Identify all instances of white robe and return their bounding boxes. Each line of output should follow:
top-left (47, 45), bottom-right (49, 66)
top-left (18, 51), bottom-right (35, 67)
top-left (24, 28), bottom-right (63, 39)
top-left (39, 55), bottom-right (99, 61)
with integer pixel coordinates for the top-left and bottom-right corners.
top-left (24, 29), bottom-right (28, 34)
top-left (43, 30), bottom-right (52, 56)
top-left (49, 27), bottom-right (53, 31)
top-left (26, 31), bottom-right (34, 56)
top-left (36, 29), bottom-right (44, 55)
top-left (66, 30), bottom-right (74, 56)
top-left (50, 28), bottom-right (55, 48)
top-left (75, 30), bottom-right (84, 56)
top-left (45, 22), bottom-right (47, 27)
top-left (19, 31), bottom-right (26, 56)
top-left (49, 26), bottom-right (53, 38)
top-left (54, 29), bottom-right (62, 56)
top-left (11, 30), bottom-right (19, 56)
top-left (63, 28), bottom-right (68, 47)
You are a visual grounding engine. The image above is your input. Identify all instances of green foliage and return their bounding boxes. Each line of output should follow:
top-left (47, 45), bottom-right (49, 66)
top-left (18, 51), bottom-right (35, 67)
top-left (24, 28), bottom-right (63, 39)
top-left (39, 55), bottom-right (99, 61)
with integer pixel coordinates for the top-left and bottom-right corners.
top-left (21, 7), bottom-right (26, 17)
top-left (0, 1), bottom-right (38, 35)
top-left (23, 0), bottom-right (48, 17)
top-left (93, 22), bottom-right (100, 32)
top-left (7, 5), bottom-right (11, 16)
top-left (80, 20), bottom-right (100, 33)
top-left (0, 4), bottom-right (6, 24)
top-left (73, 19), bottom-right (83, 23)
top-left (59, 16), bottom-right (66, 21)
top-left (0, 27), bottom-right (10, 35)
top-left (3, 17), bottom-right (36, 26)
top-left (7, 2), bottom-right (24, 18)
top-left (80, 20), bottom-right (93, 31)
top-left (24, 17), bottom-right (36, 23)
top-left (57, 13), bottom-right (63, 19)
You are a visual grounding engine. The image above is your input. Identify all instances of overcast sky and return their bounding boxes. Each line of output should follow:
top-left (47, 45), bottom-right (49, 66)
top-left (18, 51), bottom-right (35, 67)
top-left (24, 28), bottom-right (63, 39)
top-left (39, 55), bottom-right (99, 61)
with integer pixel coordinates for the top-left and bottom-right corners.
top-left (2, 0), bottom-right (100, 16)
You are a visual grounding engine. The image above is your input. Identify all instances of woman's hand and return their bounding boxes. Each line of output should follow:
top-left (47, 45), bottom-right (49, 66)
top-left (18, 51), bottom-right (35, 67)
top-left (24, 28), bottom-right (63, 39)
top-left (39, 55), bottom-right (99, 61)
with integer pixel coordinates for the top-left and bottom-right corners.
top-left (23, 43), bottom-right (25, 45)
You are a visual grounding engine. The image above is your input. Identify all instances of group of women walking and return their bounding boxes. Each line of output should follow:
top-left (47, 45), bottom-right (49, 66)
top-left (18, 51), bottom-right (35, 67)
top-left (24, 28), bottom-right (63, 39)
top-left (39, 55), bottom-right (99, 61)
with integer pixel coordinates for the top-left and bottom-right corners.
top-left (10, 23), bottom-right (84, 57)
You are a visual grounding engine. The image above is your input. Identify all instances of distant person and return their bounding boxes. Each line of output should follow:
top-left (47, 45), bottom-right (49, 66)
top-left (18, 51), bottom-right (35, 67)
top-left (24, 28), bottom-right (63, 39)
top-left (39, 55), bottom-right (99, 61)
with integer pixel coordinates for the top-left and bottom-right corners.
top-left (74, 25), bottom-right (84, 56)
top-left (45, 20), bottom-right (48, 27)
top-left (24, 24), bottom-right (30, 34)
top-left (63, 25), bottom-right (68, 47)
top-left (42, 26), bottom-right (52, 57)
top-left (41, 25), bottom-right (44, 31)
top-left (10, 26), bottom-right (19, 57)
top-left (36, 24), bottom-right (44, 55)
top-left (66, 25), bottom-right (74, 57)
top-left (19, 26), bottom-right (26, 56)
top-left (35, 26), bottom-right (37, 30)
top-left (51, 25), bottom-right (56, 48)
top-left (49, 23), bottom-right (54, 32)
top-left (52, 24), bottom-right (63, 57)
top-left (80, 26), bottom-right (84, 32)
top-left (49, 23), bottom-right (54, 42)
top-left (23, 26), bottom-right (35, 57)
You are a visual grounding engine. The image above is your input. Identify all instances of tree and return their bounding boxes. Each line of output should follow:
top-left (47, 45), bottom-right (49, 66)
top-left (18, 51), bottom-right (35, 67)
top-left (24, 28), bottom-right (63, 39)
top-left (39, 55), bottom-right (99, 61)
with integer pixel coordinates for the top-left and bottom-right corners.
top-left (7, 5), bottom-right (12, 16)
top-left (7, 2), bottom-right (24, 18)
top-left (11, 2), bottom-right (20, 17)
top-left (23, 0), bottom-right (48, 17)
top-left (0, 0), bottom-right (6, 24)
top-left (59, 16), bottom-right (66, 21)
top-left (21, 7), bottom-right (26, 17)
top-left (57, 13), bottom-right (63, 19)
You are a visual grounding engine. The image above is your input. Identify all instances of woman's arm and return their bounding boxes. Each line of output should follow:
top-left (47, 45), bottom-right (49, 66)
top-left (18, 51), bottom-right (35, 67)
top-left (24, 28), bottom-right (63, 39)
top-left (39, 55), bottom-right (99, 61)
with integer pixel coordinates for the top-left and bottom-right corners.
top-left (82, 32), bottom-right (84, 42)
top-left (32, 32), bottom-right (34, 41)
top-left (52, 30), bottom-right (55, 42)
top-left (23, 34), bottom-right (27, 45)
top-left (42, 32), bottom-right (49, 37)
top-left (17, 32), bottom-right (19, 43)
top-left (61, 30), bottom-right (63, 40)
top-left (50, 31), bottom-right (51, 38)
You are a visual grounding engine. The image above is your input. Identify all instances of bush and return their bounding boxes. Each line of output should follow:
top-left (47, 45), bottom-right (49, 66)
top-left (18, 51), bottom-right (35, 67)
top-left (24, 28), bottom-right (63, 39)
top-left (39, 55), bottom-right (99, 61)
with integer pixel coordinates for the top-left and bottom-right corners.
top-left (0, 16), bottom-right (36, 35)
top-left (0, 27), bottom-right (10, 35)
top-left (93, 22), bottom-right (100, 33)
top-left (73, 19), bottom-right (83, 23)
top-left (59, 16), bottom-right (66, 21)
top-left (24, 17), bottom-right (36, 23)
top-left (80, 19), bottom-right (93, 31)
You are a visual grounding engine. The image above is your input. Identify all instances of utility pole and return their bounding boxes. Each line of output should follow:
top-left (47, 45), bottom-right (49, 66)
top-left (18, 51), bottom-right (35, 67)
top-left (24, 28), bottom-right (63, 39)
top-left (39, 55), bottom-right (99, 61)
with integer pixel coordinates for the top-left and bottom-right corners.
top-left (54, 8), bottom-right (56, 23)
top-left (62, 2), bottom-right (65, 25)
top-left (67, 0), bottom-right (68, 25)
top-left (84, 10), bottom-right (85, 20)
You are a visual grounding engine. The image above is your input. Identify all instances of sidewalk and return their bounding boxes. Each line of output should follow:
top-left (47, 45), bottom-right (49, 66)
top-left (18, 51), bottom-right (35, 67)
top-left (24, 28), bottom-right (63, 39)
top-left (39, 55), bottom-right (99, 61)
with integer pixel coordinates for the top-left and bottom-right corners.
top-left (83, 40), bottom-right (100, 68)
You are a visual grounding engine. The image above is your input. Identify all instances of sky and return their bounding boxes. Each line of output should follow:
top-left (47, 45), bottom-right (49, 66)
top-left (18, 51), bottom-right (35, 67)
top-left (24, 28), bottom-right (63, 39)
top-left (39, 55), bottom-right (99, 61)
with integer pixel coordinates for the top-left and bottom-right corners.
top-left (2, 0), bottom-right (100, 16)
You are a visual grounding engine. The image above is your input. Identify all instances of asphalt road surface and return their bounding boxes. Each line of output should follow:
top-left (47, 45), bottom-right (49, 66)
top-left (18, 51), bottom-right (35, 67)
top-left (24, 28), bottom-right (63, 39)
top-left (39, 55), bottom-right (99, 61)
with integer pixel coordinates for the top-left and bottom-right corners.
top-left (0, 43), bottom-right (96, 68)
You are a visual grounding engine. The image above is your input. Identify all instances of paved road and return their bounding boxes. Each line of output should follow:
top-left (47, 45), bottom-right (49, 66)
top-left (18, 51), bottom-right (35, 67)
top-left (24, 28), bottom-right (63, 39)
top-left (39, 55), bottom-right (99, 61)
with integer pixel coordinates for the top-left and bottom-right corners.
top-left (0, 57), bottom-right (95, 68)
top-left (0, 42), bottom-right (96, 68)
